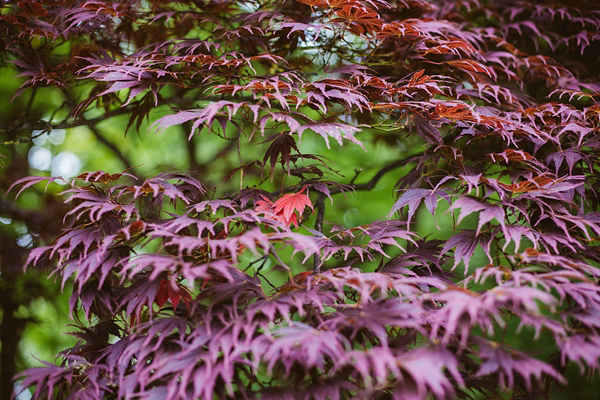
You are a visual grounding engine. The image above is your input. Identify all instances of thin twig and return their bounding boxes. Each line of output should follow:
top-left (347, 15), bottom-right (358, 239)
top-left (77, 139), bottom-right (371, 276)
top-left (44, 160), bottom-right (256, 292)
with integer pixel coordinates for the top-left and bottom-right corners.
top-left (236, 135), bottom-right (244, 190)
top-left (270, 154), bottom-right (418, 198)
top-left (62, 91), bottom-right (141, 179)
top-left (24, 87), bottom-right (37, 117)
top-left (349, 167), bottom-right (362, 185)
top-left (245, 255), bottom-right (268, 273)
top-left (313, 192), bottom-right (326, 271)
top-left (340, 156), bottom-right (413, 194)
top-left (256, 270), bottom-right (277, 291)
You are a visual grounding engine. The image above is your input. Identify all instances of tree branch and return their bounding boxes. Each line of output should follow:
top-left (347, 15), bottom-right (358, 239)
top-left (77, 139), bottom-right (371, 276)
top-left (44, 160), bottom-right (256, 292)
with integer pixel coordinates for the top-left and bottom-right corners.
top-left (0, 198), bottom-right (51, 229)
top-left (313, 192), bottom-right (326, 271)
top-left (1, 93), bottom-right (256, 143)
top-left (182, 121), bottom-right (200, 172)
top-left (270, 155), bottom-right (417, 198)
top-left (333, 156), bottom-right (413, 195)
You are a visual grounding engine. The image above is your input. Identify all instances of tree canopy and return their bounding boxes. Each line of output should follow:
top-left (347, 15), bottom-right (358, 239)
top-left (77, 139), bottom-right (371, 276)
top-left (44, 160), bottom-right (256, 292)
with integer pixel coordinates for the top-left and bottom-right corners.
top-left (2, 0), bottom-right (600, 398)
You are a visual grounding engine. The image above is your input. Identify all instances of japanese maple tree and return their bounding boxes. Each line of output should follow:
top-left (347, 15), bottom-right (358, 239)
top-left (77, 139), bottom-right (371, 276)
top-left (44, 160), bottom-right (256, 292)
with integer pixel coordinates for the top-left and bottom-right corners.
top-left (3, 0), bottom-right (600, 398)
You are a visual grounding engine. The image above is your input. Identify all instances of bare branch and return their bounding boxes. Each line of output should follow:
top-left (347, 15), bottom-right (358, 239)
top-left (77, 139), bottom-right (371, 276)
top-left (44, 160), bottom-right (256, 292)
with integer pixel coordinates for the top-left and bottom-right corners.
top-left (331, 156), bottom-right (413, 195)
top-left (313, 192), bottom-right (326, 271)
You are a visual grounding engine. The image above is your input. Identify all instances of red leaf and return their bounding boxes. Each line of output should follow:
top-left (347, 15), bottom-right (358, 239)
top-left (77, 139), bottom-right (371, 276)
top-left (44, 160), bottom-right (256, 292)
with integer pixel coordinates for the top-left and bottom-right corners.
top-left (155, 279), bottom-right (169, 308)
top-left (255, 188), bottom-right (313, 227)
top-left (445, 59), bottom-right (496, 79)
top-left (274, 187), bottom-right (313, 223)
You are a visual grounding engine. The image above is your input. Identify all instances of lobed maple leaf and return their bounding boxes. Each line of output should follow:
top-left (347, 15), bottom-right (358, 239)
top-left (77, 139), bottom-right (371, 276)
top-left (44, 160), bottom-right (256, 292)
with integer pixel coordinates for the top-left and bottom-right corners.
top-left (255, 187), bottom-right (313, 227)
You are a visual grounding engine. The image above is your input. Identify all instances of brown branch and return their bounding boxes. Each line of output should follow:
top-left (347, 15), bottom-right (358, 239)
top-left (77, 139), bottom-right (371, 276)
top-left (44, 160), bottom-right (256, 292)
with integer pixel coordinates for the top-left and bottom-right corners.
top-left (270, 155), bottom-right (416, 198)
top-left (1, 105), bottom-right (140, 140)
top-left (314, 193), bottom-right (325, 233)
top-left (0, 198), bottom-right (51, 230)
top-left (1, 93), bottom-right (255, 142)
top-left (0, 238), bottom-right (28, 399)
top-left (337, 157), bottom-right (412, 194)
top-left (182, 121), bottom-right (200, 172)
top-left (23, 87), bottom-right (38, 117)
top-left (349, 167), bottom-right (362, 185)
top-left (313, 192), bottom-right (325, 271)
top-left (58, 91), bottom-right (142, 180)
top-left (0, 273), bottom-right (18, 399)
top-left (305, 154), bottom-right (412, 269)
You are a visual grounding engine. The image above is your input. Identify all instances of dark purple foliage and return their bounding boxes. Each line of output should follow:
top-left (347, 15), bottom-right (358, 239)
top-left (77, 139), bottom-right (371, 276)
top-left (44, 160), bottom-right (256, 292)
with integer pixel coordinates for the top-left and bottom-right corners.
top-left (4, 0), bottom-right (600, 398)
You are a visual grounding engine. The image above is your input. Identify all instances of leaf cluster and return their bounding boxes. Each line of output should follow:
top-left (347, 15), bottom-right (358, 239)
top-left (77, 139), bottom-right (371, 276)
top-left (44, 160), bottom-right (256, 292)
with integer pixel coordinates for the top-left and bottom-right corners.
top-left (3, 0), bottom-right (600, 398)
